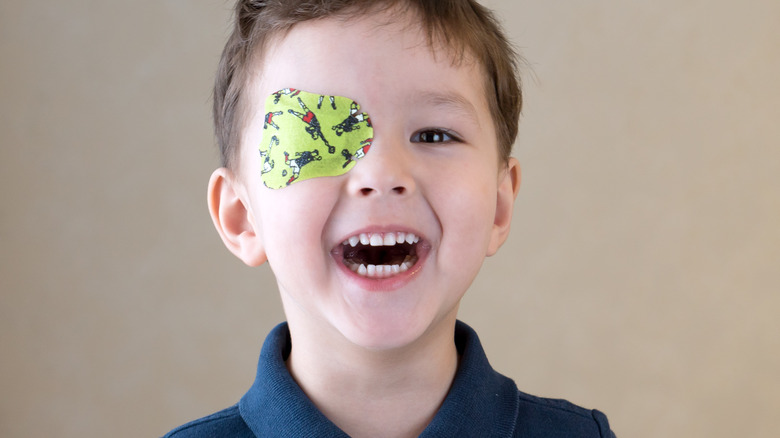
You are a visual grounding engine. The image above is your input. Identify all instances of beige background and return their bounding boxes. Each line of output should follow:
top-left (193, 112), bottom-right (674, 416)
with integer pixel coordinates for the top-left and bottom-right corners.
top-left (1, 0), bottom-right (778, 437)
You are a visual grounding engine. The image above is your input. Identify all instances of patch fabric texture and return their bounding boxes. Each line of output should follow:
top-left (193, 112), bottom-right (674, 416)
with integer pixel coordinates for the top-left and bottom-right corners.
top-left (259, 88), bottom-right (373, 189)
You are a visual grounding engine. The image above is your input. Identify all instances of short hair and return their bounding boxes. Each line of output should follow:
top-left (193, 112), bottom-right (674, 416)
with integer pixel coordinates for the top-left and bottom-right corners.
top-left (213, 0), bottom-right (522, 170)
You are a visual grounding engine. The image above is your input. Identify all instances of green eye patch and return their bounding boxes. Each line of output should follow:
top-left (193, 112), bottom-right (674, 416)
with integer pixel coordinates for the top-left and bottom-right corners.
top-left (259, 88), bottom-right (373, 189)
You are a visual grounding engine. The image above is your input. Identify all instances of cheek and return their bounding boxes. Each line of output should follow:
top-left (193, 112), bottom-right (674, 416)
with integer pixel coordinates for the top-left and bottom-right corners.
top-left (432, 166), bottom-right (498, 251)
top-left (257, 182), bottom-right (339, 267)
top-left (435, 158), bottom-right (497, 217)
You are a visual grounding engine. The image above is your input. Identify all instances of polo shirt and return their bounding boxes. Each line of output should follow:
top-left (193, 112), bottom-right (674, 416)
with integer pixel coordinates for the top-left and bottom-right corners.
top-left (164, 321), bottom-right (615, 437)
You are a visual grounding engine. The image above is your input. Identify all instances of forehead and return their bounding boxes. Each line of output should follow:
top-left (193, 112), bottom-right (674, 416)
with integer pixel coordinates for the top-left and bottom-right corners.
top-left (246, 9), bottom-right (491, 128)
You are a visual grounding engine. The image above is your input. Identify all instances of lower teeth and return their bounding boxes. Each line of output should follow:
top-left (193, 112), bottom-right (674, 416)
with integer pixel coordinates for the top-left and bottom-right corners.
top-left (348, 256), bottom-right (416, 278)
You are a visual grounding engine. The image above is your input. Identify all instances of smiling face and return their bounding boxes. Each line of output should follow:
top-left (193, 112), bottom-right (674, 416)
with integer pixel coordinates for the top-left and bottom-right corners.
top-left (212, 9), bottom-right (520, 351)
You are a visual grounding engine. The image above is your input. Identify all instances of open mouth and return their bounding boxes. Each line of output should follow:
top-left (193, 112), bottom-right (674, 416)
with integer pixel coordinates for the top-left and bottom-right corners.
top-left (339, 232), bottom-right (420, 278)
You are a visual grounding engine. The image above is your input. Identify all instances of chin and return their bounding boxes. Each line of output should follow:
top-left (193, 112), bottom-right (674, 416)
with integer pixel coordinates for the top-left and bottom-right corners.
top-left (336, 311), bottom-right (444, 352)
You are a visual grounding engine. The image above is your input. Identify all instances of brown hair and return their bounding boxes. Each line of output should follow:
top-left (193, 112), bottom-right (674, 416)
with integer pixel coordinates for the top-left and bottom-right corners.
top-left (213, 0), bottom-right (522, 170)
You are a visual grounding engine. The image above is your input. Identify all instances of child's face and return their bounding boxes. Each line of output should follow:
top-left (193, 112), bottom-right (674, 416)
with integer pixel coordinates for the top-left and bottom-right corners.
top-left (229, 10), bottom-right (519, 350)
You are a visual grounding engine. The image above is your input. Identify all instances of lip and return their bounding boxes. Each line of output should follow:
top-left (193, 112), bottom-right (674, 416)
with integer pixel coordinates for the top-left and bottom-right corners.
top-left (331, 226), bottom-right (431, 292)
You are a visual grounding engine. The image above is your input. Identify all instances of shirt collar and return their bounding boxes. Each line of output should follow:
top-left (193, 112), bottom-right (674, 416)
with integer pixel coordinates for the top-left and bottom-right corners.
top-left (239, 321), bottom-right (519, 437)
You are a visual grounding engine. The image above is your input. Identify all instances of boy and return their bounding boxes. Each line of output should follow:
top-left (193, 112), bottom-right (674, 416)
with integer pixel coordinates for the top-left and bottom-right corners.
top-left (165, 0), bottom-right (615, 436)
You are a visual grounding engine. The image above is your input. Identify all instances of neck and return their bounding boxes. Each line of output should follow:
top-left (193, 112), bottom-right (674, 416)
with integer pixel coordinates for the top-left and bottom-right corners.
top-left (284, 316), bottom-right (459, 438)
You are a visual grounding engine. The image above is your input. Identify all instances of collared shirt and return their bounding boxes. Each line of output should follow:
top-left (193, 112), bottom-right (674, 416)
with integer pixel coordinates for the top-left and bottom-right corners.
top-left (165, 321), bottom-right (615, 437)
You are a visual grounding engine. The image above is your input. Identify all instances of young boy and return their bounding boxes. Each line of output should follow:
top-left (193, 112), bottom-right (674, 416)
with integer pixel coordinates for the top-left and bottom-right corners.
top-left (165, 0), bottom-right (615, 436)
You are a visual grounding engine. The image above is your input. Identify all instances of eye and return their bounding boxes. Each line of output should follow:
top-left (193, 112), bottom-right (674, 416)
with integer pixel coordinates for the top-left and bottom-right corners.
top-left (411, 129), bottom-right (461, 144)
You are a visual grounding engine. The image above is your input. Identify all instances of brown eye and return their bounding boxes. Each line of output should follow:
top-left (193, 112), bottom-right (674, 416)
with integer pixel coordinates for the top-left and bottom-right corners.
top-left (412, 129), bottom-right (457, 143)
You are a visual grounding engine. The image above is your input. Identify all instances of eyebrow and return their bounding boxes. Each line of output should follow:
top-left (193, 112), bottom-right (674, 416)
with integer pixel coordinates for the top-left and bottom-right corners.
top-left (415, 91), bottom-right (481, 128)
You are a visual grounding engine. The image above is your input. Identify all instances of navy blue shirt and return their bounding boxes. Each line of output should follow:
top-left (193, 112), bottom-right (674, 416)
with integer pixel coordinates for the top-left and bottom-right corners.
top-left (164, 321), bottom-right (615, 437)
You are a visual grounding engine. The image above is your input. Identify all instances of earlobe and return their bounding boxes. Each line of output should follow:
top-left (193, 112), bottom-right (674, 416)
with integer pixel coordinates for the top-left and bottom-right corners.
top-left (486, 157), bottom-right (521, 256)
top-left (208, 168), bottom-right (267, 267)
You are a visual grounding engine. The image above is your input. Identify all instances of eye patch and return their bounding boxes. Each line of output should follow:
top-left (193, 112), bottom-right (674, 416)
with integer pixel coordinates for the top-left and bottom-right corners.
top-left (259, 88), bottom-right (373, 189)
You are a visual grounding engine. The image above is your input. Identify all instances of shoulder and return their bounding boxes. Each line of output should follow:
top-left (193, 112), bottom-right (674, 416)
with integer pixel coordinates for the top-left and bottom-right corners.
top-left (163, 404), bottom-right (254, 438)
top-left (513, 391), bottom-right (616, 438)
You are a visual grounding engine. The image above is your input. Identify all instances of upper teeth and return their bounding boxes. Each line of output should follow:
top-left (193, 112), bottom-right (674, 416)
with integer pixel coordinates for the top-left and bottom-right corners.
top-left (343, 232), bottom-right (419, 247)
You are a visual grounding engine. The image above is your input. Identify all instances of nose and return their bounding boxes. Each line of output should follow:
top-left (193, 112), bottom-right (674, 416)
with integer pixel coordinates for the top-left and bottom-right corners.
top-left (346, 135), bottom-right (415, 197)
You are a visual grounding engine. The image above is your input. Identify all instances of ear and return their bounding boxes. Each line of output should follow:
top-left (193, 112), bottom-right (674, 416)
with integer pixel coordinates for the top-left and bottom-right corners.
top-left (486, 157), bottom-right (521, 256)
top-left (207, 168), bottom-right (267, 267)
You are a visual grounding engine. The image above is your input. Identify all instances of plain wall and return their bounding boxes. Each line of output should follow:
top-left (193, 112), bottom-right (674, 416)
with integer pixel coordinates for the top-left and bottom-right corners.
top-left (1, 1), bottom-right (778, 437)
